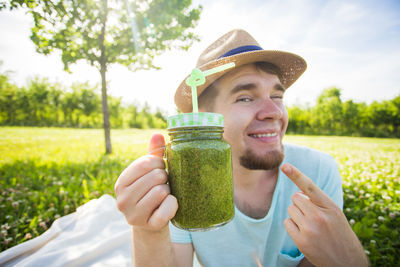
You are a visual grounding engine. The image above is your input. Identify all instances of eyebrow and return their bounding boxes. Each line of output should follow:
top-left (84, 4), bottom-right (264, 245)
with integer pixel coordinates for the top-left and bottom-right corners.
top-left (274, 83), bottom-right (286, 92)
top-left (230, 83), bottom-right (257, 95)
top-left (230, 82), bottom-right (286, 95)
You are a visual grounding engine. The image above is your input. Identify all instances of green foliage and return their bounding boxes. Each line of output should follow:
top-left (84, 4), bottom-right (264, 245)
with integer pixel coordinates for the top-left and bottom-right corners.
top-left (0, 129), bottom-right (399, 265)
top-left (0, 71), bottom-right (396, 136)
top-left (0, 72), bottom-right (19, 125)
top-left (3, 0), bottom-right (201, 153)
top-left (284, 135), bottom-right (400, 266)
top-left (0, 73), bottom-right (166, 129)
top-left (4, 0), bottom-right (202, 71)
top-left (0, 127), bottom-right (155, 250)
top-left (287, 87), bottom-right (400, 138)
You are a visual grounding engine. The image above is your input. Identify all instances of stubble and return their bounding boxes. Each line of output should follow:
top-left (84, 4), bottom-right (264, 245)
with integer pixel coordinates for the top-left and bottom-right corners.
top-left (239, 143), bottom-right (284, 170)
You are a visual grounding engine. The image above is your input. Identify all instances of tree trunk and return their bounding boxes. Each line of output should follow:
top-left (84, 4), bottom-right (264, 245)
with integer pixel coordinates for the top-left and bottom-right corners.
top-left (99, 0), bottom-right (112, 154)
top-left (100, 65), bottom-right (111, 154)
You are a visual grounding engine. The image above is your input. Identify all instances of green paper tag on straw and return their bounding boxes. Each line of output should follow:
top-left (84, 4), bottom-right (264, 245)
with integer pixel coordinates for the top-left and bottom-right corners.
top-left (185, 62), bottom-right (235, 113)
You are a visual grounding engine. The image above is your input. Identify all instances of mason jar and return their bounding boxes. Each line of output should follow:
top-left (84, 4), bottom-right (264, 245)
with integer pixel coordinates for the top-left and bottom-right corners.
top-left (166, 112), bottom-right (234, 231)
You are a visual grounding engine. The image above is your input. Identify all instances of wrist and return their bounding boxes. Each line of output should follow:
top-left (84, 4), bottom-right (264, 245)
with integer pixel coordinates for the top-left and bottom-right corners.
top-left (132, 225), bottom-right (176, 266)
top-left (132, 225), bottom-right (170, 243)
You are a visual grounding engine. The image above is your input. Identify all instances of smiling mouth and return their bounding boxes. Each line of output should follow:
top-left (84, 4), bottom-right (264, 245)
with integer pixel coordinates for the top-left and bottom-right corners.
top-left (248, 132), bottom-right (278, 138)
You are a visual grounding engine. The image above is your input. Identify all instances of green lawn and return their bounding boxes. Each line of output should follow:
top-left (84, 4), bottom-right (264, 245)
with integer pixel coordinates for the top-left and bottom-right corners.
top-left (1, 127), bottom-right (399, 265)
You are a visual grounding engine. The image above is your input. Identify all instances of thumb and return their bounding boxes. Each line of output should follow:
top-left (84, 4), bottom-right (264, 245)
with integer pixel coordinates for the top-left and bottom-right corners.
top-left (147, 132), bottom-right (166, 158)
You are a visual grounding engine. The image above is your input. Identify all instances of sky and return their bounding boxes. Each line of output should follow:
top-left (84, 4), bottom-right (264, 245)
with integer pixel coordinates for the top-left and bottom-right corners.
top-left (0, 0), bottom-right (399, 115)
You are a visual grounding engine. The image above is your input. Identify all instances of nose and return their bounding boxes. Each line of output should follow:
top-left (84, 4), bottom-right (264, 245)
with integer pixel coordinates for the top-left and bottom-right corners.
top-left (255, 98), bottom-right (284, 121)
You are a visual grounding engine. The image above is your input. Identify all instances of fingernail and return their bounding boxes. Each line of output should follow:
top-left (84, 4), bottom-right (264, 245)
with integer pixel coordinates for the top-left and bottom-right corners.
top-left (297, 192), bottom-right (310, 200)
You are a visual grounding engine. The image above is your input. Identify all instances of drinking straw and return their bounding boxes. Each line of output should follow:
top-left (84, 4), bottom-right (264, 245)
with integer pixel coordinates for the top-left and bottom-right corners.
top-left (185, 62), bottom-right (235, 113)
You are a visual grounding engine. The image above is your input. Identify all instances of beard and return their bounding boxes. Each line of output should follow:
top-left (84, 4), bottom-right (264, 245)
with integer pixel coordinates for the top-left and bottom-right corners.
top-left (239, 143), bottom-right (284, 170)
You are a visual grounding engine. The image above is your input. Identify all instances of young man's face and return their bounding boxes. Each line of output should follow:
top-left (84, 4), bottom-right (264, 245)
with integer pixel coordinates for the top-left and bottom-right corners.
top-left (212, 64), bottom-right (288, 170)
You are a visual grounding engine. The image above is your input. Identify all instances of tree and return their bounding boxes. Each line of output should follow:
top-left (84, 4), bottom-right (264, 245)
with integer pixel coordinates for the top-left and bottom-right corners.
top-left (4, 0), bottom-right (202, 153)
top-left (126, 101), bottom-right (139, 128)
top-left (342, 100), bottom-right (359, 136)
top-left (287, 105), bottom-right (312, 134)
top-left (26, 76), bottom-right (50, 125)
top-left (61, 86), bottom-right (80, 126)
top-left (314, 87), bottom-right (343, 135)
top-left (390, 95), bottom-right (400, 137)
top-left (108, 95), bottom-right (123, 128)
top-left (0, 71), bottom-right (19, 124)
top-left (47, 82), bottom-right (63, 125)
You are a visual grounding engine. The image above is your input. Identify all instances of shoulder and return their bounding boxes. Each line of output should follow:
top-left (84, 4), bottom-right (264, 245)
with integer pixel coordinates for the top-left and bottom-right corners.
top-left (281, 143), bottom-right (343, 208)
top-left (282, 143), bottom-right (339, 183)
top-left (283, 143), bottom-right (336, 166)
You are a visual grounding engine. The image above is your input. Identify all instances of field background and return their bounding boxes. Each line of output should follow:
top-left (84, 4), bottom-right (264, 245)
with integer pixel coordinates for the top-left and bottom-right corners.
top-left (0, 127), bottom-right (399, 266)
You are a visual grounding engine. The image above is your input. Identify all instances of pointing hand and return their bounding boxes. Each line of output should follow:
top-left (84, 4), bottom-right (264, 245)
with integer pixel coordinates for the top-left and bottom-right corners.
top-left (281, 163), bottom-right (369, 267)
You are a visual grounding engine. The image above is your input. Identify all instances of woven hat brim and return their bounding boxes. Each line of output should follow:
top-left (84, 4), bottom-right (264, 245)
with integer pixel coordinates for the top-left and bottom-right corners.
top-left (175, 50), bottom-right (307, 113)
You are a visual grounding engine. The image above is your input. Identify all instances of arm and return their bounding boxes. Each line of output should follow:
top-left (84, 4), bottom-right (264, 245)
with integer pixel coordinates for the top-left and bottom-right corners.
top-left (173, 243), bottom-right (194, 267)
top-left (115, 133), bottom-right (186, 266)
top-left (132, 224), bottom-right (194, 267)
top-left (133, 227), bottom-right (177, 266)
top-left (281, 163), bottom-right (369, 267)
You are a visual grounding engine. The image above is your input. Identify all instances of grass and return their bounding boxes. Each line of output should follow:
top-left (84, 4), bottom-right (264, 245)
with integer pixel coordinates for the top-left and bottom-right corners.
top-left (1, 127), bottom-right (399, 265)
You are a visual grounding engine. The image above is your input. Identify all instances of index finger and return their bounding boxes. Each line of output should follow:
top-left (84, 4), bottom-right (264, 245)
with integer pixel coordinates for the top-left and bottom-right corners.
top-left (115, 134), bottom-right (166, 192)
top-left (281, 163), bottom-right (334, 208)
top-left (116, 155), bottom-right (165, 188)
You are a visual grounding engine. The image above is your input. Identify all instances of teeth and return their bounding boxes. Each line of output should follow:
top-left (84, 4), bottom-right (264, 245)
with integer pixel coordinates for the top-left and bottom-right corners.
top-left (251, 133), bottom-right (277, 138)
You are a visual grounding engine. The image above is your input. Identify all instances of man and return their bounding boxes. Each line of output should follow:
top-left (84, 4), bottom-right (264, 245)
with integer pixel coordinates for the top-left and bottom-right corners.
top-left (114, 29), bottom-right (368, 266)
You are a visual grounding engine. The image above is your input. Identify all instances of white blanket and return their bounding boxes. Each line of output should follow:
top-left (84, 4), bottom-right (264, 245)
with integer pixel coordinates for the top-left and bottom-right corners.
top-left (0, 195), bottom-right (132, 266)
top-left (1, 195), bottom-right (202, 267)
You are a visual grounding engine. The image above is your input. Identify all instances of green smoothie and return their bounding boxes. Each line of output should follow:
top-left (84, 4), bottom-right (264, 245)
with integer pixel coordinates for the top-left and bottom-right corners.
top-left (167, 124), bottom-right (234, 231)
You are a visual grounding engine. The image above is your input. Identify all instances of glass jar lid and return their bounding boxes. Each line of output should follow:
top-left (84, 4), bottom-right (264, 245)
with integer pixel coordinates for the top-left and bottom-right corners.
top-left (167, 112), bottom-right (224, 129)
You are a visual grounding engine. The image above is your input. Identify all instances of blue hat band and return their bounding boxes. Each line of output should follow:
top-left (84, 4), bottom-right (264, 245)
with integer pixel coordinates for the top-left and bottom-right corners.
top-left (218, 45), bottom-right (263, 59)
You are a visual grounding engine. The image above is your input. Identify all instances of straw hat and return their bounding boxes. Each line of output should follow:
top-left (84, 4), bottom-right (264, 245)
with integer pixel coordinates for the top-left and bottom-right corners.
top-left (174, 29), bottom-right (307, 113)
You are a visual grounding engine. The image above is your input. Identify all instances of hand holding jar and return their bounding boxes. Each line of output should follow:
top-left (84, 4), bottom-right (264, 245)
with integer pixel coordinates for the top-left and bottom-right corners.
top-left (114, 133), bottom-right (178, 231)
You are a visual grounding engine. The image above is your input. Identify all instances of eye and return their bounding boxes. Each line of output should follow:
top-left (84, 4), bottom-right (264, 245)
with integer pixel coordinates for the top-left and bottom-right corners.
top-left (236, 96), bottom-right (253, 103)
top-left (271, 94), bottom-right (284, 100)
